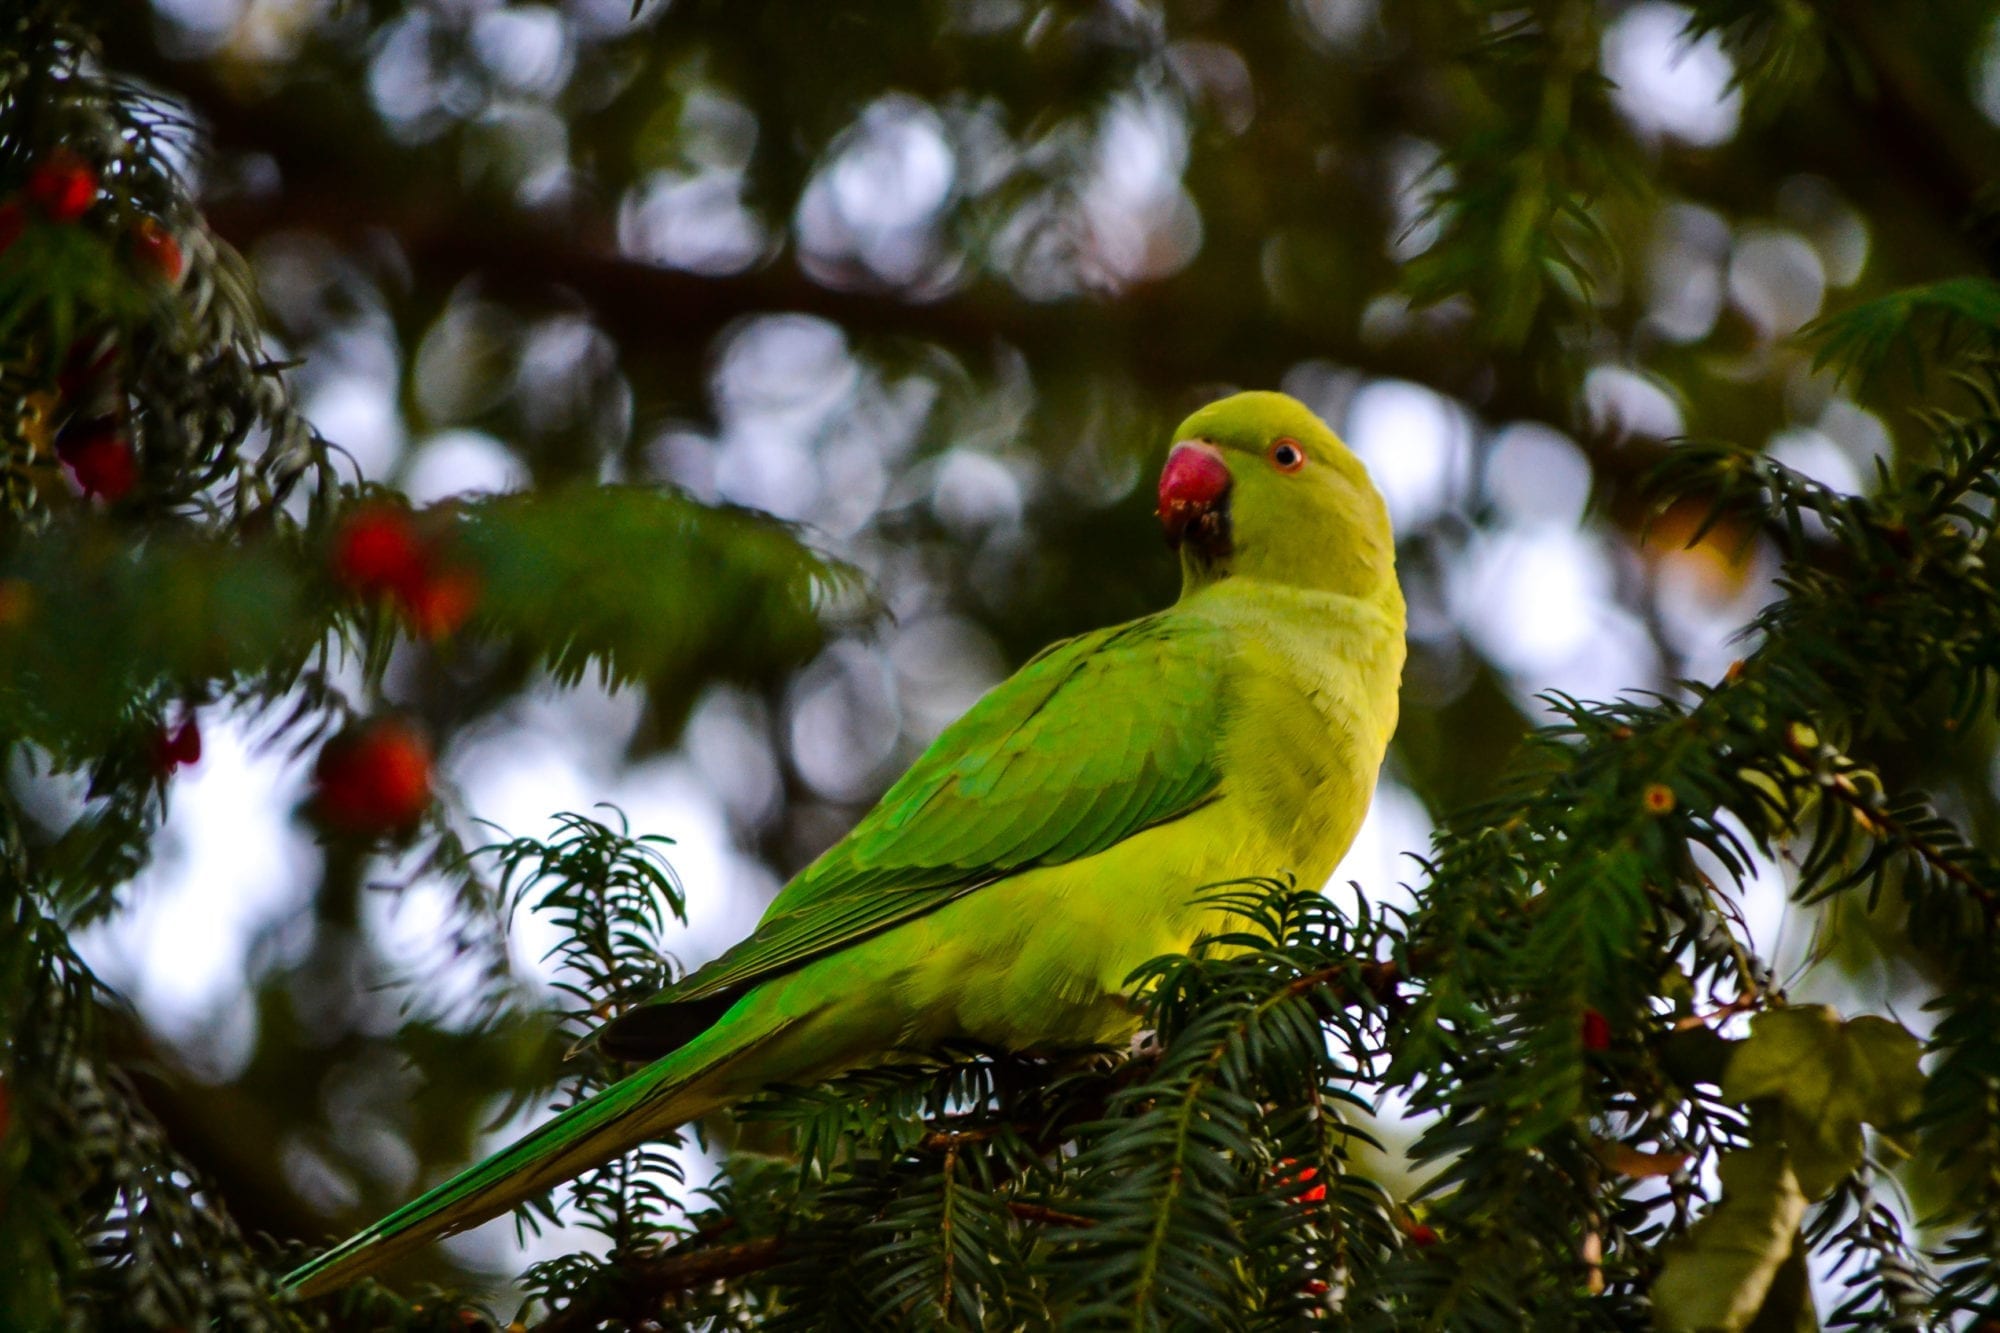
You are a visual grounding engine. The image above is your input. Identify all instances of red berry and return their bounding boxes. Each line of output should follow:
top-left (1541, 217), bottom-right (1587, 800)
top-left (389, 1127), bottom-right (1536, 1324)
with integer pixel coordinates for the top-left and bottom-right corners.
top-left (331, 504), bottom-right (482, 640)
top-left (314, 719), bottom-right (433, 835)
top-left (1277, 1158), bottom-right (1328, 1205)
top-left (404, 566), bottom-right (480, 639)
top-left (155, 717), bottom-right (202, 773)
top-left (26, 149), bottom-right (97, 222)
top-left (332, 505), bottom-right (427, 600)
top-left (57, 428), bottom-right (137, 501)
top-left (0, 200), bottom-right (24, 256)
top-left (1407, 1223), bottom-right (1439, 1248)
top-left (131, 217), bottom-right (183, 283)
top-left (1581, 1008), bottom-right (1612, 1053)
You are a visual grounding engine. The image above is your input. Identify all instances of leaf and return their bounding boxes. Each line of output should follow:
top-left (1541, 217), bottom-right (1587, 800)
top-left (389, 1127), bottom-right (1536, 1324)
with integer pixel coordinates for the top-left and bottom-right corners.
top-left (1720, 1006), bottom-right (1923, 1197)
top-left (1652, 1141), bottom-right (1811, 1333)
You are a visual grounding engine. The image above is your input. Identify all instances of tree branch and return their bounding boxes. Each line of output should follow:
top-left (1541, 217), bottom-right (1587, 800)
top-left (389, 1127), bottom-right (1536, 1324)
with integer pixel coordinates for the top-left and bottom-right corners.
top-left (1005, 1200), bottom-right (1094, 1229)
top-left (528, 1236), bottom-right (787, 1333)
top-left (523, 1199), bottom-right (1097, 1331)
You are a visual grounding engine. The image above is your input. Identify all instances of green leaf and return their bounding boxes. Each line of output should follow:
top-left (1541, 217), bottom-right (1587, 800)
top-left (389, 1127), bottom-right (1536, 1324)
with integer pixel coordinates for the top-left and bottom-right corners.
top-left (1652, 1141), bottom-right (1812, 1333)
top-left (1720, 1006), bottom-right (1923, 1197)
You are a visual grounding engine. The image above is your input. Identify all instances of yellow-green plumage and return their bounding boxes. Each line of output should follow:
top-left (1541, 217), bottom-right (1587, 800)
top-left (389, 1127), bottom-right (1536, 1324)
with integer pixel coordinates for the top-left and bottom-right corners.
top-left (284, 390), bottom-right (1405, 1297)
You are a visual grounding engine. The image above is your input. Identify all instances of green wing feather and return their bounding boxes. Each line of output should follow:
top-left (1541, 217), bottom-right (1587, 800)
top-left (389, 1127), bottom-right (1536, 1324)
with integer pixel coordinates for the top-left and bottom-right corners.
top-left (601, 611), bottom-right (1231, 1050)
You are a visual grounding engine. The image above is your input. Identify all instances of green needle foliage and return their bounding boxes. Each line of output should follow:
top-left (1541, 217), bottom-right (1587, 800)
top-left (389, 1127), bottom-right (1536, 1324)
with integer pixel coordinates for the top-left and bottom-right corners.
top-left (11, 0), bottom-right (2000, 1330)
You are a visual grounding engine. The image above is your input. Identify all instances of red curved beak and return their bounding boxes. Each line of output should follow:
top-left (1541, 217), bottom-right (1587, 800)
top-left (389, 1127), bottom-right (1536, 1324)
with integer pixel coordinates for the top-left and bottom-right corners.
top-left (1157, 441), bottom-right (1231, 549)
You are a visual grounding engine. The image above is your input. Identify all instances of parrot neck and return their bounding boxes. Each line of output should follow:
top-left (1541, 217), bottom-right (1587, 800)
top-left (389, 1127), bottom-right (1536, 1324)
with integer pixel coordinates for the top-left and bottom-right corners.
top-left (1180, 573), bottom-right (1405, 638)
top-left (1178, 574), bottom-right (1407, 786)
top-left (1177, 533), bottom-right (1398, 603)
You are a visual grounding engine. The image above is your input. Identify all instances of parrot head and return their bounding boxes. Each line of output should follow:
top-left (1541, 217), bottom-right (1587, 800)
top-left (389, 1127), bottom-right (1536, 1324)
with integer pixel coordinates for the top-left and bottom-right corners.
top-left (1157, 390), bottom-right (1396, 600)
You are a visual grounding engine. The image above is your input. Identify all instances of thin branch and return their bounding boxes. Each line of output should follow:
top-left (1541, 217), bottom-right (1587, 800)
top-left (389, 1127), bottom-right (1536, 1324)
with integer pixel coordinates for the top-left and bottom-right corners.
top-left (1005, 1201), bottom-right (1094, 1229)
top-left (524, 1200), bottom-right (1100, 1330)
top-left (939, 1135), bottom-right (959, 1318)
top-left (527, 1236), bottom-right (787, 1333)
top-left (1820, 775), bottom-right (1998, 916)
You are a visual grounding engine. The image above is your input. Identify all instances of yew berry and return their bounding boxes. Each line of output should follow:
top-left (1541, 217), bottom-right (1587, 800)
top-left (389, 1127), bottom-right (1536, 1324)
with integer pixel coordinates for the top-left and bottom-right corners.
top-left (58, 428), bottom-right (137, 502)
top-left (1581, 1008), bottom-right (1612, 1053)
top-left (314, 719), bottom-right (433, 835)
top-left (1277, 1158), bottom-right (1328, 1205)
top-left (26, 149), bottom-right (97, 222)
top-left (404, 566), bottom-right (479, 639)
top-left (131, 217), bottom-right (183, 282)
top-left (331, 505), bottom-right (427, 601)
top-left (331, 504), bottom-right (481, 638)
top-left (155, 717), bottom-right (202, 774)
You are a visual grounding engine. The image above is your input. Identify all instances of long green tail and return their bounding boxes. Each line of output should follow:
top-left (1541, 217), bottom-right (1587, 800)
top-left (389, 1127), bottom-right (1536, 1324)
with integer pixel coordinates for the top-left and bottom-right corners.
top-left (283, 1014), bottom-right (793, 1298)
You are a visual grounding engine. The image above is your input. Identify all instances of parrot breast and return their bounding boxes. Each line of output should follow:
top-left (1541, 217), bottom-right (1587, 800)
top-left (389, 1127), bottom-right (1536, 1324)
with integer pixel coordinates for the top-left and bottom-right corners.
top-left (730, 575), bottom-right (1408, 1059)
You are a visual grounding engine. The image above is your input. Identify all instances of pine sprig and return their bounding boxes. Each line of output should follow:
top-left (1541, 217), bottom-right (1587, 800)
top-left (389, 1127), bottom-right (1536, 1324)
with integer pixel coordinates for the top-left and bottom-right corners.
top-left (0, 896), bottom-right (301, 1331)
top-left (491, 810), bottom-right (686, 1252)
top-left (1049, 886), bottom-right (1397, 1330)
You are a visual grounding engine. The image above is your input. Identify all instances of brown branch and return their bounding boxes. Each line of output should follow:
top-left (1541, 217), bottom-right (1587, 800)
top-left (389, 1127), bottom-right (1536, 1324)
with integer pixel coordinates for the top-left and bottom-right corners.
top-left (524, 1199), bottom-right (1100, 1330)
top-left (1005, 1200), bottom-right (1094, 1229)
top-left (1820, 772), bottom-right (1998, 916)
top-left (916, 1122), bottom-right (1012, 1153)
top-left (528, 1235), bottom-right (787, 1333)
top-left (938, 1136), bottom-right (958, 1318)
top-left (1281, 955), bottom-right (1413, 1009)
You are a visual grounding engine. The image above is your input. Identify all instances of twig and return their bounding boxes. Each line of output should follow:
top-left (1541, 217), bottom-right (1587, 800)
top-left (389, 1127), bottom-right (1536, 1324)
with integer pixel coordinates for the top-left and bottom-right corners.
top-left (939, 1136), bottom-right (958, 1317)
top-left (1006, 1201), bottom-right (1094, 1229)
top-left (917, 1123), bottom-right (1012, 1153)
top-left (1820, 773), bottom-right (1997, 915)
top-left (524, 1199), bottom-right (1102, 1329)
top-left (527, 1236), bottom-right (787, 1333)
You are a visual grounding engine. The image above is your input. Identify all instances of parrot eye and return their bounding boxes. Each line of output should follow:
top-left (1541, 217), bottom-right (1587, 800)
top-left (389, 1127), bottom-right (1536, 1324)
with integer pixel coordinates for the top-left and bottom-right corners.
top-left (1269, 439), bottom-right (1305, 473)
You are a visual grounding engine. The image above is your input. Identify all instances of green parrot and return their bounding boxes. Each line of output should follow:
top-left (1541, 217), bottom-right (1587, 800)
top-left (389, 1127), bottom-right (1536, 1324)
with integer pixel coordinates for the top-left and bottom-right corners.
top-left (284, 389), bottom-right (1406, 1297)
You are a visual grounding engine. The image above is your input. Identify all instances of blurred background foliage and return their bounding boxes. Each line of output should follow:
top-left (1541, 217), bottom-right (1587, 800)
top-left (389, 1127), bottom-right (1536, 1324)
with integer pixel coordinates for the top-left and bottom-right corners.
top-left (11, 0), bottom-right (2000, 1321)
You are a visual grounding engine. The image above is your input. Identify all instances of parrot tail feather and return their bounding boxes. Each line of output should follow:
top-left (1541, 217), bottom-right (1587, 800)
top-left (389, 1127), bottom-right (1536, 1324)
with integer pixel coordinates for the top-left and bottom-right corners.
top-left (283, 1014), bottom-right (797, 1298)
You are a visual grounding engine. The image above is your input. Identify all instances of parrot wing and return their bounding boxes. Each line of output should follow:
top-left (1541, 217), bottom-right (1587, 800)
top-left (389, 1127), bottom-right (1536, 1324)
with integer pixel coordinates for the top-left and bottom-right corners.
top-left (597, 609), bottom-right (1230, 1057)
